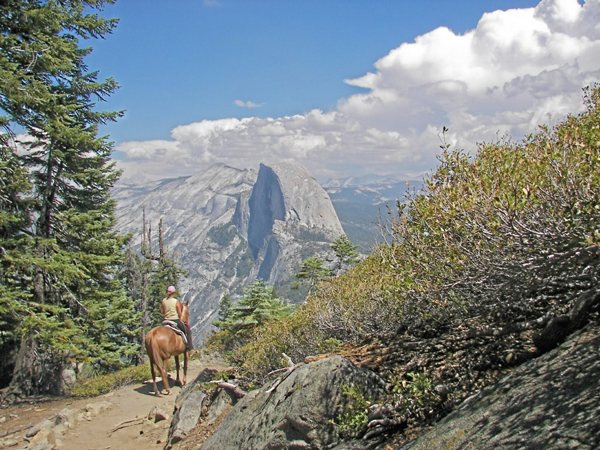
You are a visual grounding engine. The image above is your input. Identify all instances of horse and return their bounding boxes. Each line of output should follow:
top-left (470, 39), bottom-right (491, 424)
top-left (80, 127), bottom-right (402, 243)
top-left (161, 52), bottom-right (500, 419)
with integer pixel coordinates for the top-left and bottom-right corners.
top-left (144, 302), bottom-right (190, 395)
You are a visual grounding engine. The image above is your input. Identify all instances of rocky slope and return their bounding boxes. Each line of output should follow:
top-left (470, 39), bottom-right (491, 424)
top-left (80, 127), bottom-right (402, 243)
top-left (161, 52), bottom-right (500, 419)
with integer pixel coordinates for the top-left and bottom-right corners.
top-left (113, 162), bottom-right (344, 343)
top-left (160, 322), bottom-right (600, 450)
top-left (399, 323), bottom-right (600, 450)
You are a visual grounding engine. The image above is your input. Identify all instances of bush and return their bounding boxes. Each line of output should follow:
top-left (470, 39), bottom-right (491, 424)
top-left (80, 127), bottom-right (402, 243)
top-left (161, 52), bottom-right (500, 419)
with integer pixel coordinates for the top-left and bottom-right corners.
top-left (228, 84), bottom-right (600, 381)
top-left (70, 363), bottom-right (151, 397)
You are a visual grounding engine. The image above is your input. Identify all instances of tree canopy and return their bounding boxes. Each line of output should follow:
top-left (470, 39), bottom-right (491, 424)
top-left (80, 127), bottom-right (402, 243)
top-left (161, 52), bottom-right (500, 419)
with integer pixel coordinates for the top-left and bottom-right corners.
top-left (0, 0), bottom-right (136, 400)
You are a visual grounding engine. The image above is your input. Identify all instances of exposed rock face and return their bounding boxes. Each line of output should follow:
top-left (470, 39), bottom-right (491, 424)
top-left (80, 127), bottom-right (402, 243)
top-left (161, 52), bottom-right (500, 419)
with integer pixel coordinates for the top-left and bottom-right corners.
top-left (199, 356), bottom-right (386, 450)
top-left (114, 162), bottom-right (344, 343)
top-left (399, 324), bottom-right (600, 450)
top-left (247, 163), bottom-right (345, 284)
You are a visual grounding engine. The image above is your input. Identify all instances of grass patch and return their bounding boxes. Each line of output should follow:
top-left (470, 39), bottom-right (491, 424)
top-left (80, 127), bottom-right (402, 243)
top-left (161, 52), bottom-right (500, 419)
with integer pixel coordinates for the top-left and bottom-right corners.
top-left (70, 363), bottom-right (152, 397)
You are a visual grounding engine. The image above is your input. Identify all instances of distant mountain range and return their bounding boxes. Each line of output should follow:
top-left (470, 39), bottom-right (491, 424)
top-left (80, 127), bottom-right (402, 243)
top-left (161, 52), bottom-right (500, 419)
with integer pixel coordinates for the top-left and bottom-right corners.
top-left (113, 164), bottom-right (424, 342)
top-left (114, 163), bottom-right (344, 342)
top-left (322, 175), bottom-right (424, 251)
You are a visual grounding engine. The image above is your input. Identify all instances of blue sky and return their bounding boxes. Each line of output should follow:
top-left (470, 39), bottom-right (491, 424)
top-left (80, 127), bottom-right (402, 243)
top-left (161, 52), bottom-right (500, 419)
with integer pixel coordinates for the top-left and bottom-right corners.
top-left (89, 0), bottom-right (599, 182)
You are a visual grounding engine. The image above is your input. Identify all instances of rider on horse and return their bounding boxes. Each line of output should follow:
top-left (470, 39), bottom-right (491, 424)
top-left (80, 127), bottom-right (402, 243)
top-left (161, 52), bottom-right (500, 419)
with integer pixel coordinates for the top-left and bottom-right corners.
top-left (161, 286), bottom-right (193, 351)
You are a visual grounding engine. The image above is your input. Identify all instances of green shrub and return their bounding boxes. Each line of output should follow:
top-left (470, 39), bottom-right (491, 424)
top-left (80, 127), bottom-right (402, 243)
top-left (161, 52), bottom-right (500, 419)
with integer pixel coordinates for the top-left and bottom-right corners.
top-left (226, 84), bottom-right (600, 382)
top-left (336, 384), bottom-right (372, 435)
top-left (70, 363), bottom-right (152, 397)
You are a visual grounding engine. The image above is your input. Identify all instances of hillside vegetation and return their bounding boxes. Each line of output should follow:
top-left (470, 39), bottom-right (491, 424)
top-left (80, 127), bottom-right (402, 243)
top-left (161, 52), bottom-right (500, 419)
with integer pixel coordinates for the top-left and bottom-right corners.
top-left (210, 84), bottom-right (600, 442)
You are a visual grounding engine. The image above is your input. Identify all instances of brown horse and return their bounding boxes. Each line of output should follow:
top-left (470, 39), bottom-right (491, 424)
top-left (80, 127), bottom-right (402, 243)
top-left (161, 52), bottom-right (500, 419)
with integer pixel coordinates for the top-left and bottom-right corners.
top-left (144, 302), bottom-right (190, 395)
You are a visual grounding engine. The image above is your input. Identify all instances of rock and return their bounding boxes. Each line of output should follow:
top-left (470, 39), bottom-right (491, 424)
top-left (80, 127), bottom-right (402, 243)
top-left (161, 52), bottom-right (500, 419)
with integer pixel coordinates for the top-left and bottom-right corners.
top-left (0, 437), bottom-right (19, 448)
top-left (84, 400), bottom-right (113, 418)
top-left (200, 356), bottom-right (386, 450)
top-left (60, 366), bottom-right (77, 389)
top-left (114, 164), bottom-right (257, 343)
top-left (0, 438), bottom-right (20, 448)
top-left (400, 325), bottom-right (600, 450)
top-left (114, 162), bottom-right (345, 344)
top-left (25, 419), bottom-right (53, 438)
top-left (148, 406), bottom-right (169, 423)
top-left (247, 162), bottom-right (344, 287)
top-left (23, 427), bottom-right (56, 450)
top-left (204, 388), bottom-right (236, 427)
top-left (167, 391), bottom-right (206, 445)
top-left (53, 407), bottom-right (79, 435)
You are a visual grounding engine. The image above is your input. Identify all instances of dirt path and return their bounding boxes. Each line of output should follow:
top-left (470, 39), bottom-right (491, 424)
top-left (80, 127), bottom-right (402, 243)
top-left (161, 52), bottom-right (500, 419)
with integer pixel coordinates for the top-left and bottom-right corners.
top-left (0, 357), bottom-right (228, 450)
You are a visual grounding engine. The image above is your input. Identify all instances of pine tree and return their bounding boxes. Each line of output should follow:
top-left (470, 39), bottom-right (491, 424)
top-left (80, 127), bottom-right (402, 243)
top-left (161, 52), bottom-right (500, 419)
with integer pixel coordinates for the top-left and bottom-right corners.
top-left (216, 279), bottom-right (291, 336)
top-left (213, 292), bottom-right (234, 331)
top-left (119, 244), bottom-right (152, 363)
top-left (294, 257), bottom-right (331, 294)
top-left (330, 234), bottom-right (360, 275)
top-left (0, 0), bottom-right (136, 400)
top-left (0, 145), bottom-right (35, 386)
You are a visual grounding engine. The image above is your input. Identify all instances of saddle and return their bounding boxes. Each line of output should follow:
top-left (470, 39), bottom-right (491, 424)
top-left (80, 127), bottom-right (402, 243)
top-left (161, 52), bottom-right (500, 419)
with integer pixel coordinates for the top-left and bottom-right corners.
top-left (162, 320), bottom-right (189, 346)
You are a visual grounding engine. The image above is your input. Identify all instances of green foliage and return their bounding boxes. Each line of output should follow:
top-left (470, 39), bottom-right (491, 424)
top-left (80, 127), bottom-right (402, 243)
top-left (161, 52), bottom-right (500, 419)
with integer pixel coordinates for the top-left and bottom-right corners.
top-left (213, 292), bottom-right (234, 330)
top-left (391, 370), bottom-right (437, 406)
top-left (229, 84), bottom-right (600, 384)
top-left (330, 234), bottom-right (360, 275)
top-left (0, 0), bottom-right (142, 396)
top-left (70, 363), bottom-right (152, 398)
top-left (294, 257), bottom-right (331, 293)
top-left (213, 279), bottom-right (291, 336)
top-left (337, 384), bottom-right (372, 435)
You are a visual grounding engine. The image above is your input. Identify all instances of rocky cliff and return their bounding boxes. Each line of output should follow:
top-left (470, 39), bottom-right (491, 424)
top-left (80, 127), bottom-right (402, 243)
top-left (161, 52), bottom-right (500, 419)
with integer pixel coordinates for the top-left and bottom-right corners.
top-left (113, 162), bottom-right (344, 343)
top-left (245, 163), bottom-right (344, 285)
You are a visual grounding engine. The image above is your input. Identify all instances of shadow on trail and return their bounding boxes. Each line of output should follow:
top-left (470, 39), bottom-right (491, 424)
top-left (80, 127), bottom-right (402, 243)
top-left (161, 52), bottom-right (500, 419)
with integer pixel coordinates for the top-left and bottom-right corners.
top-left (133, 375), bottom-right (184, 397)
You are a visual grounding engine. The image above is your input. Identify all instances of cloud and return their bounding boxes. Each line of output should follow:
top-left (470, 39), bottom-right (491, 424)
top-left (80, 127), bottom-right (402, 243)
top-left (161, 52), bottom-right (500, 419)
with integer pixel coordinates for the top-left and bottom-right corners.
top-left (339, 0), bottom-right (600, 148)
top-left (117, 0), bottom-right (600, 182)
top-left (234, 100), bottom-right (265, 108)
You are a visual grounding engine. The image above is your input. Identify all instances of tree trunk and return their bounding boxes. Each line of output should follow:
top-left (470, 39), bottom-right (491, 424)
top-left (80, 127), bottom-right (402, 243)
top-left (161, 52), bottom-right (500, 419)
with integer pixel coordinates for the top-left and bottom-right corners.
top-left (2, 334), bottom-right (65, 404)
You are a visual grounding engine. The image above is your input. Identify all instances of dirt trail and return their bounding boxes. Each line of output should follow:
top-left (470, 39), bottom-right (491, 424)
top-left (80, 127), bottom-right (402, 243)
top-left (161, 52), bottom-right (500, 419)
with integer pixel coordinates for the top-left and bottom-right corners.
top-left (0, 357), bottom-right (227, 450)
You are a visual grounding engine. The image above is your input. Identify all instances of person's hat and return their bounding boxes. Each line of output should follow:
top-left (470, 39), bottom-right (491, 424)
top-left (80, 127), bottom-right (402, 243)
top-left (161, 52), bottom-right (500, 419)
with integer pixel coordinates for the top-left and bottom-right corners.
top-left (166, 286), bottom-right (176, 294)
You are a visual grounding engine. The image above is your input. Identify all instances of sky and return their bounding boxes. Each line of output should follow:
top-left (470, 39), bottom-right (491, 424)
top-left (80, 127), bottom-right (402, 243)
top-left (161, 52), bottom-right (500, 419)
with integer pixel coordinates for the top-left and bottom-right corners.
top-left (88, 0), bottom-right (600, 183)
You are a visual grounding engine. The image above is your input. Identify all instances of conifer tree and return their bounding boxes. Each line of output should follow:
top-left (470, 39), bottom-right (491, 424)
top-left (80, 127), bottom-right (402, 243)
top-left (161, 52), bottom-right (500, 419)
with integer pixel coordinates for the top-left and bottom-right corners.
top-left (294, 257), bottom-right (331, 294)
top-left (330, 234), bottom-right (360, 275)
top-left (0, 0), bottom-right (135, 400)
top-left (216, 279), bottom-right (291, 336)
top-left (213, 292), bottom-right (234, 331)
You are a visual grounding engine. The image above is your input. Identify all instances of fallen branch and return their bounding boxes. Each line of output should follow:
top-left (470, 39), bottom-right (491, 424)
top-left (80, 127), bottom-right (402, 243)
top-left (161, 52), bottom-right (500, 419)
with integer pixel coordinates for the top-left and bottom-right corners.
top-left (1, 423), bottom-right (34, 439)
top-left (208, 380), bottom-right (246, 398)
top-left (266, 353), bottom-right (303, 394)
top-left (109, 417), bottom-right (144, 435)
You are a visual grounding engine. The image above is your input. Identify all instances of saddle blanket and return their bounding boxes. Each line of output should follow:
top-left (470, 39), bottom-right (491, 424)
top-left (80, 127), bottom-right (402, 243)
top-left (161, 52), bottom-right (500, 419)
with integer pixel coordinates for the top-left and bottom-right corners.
top-left (162, 320), bottom-right (188, 346)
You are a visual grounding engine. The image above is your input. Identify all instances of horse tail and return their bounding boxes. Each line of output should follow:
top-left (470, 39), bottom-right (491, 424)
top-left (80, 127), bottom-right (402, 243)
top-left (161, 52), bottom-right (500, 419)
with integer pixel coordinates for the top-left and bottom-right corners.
top-left (146, 331), bottom-right (166, 375)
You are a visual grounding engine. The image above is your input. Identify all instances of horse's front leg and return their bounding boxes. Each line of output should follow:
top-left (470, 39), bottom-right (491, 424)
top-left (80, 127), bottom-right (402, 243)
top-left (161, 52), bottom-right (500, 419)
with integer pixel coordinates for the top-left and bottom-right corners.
top-left (174, 355), bottom-right (181, 386)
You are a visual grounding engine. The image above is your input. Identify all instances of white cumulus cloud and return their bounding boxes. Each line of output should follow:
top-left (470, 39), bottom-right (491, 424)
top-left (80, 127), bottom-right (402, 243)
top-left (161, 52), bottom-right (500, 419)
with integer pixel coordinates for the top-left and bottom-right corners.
top-left (116, 0), bottom-right (600, 182)
top-left (234, 99), bottom-right (265, 108)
